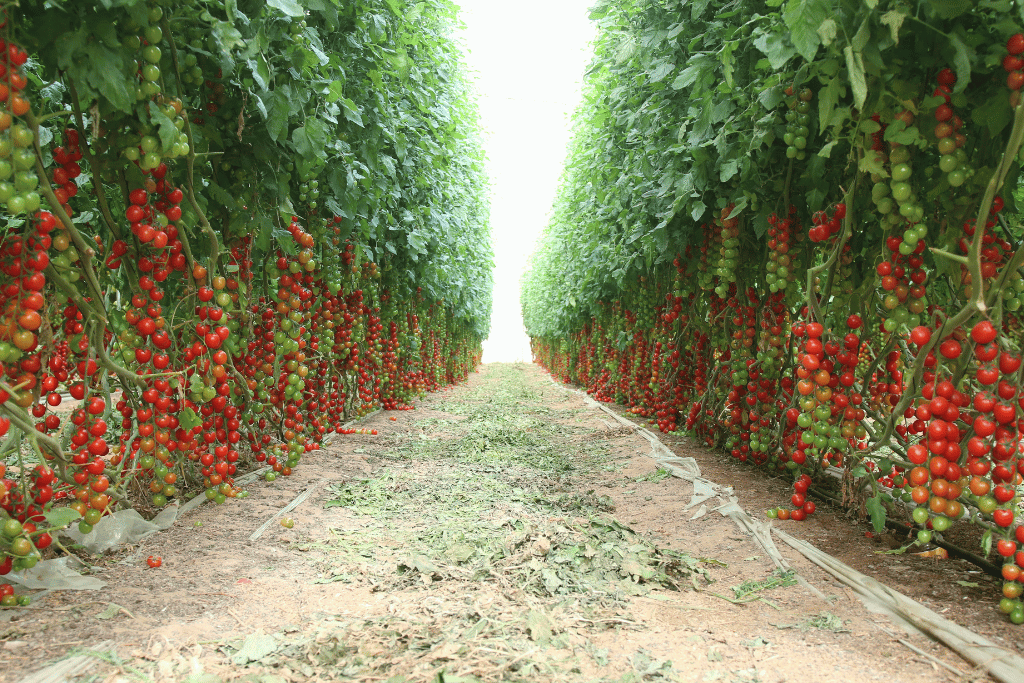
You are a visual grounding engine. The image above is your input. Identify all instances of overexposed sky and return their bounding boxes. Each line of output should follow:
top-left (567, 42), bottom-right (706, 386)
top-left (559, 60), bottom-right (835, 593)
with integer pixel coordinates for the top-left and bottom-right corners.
top-left (456, 1), bottom-right (596, 363)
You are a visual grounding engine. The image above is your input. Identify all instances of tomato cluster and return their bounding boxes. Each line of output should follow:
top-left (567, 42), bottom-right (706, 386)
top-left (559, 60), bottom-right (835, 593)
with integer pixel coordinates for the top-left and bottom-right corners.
top-left (0, 15), bottom-right (485, 594)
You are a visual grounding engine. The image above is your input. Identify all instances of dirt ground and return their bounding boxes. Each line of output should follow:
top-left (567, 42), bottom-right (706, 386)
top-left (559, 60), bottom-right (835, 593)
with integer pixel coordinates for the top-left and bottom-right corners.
top-left (0, 362), bottom-right (1018, 682)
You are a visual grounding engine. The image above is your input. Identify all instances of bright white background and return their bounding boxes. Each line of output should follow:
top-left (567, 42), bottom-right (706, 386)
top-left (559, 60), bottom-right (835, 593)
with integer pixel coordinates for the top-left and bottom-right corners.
top-left (455, 1), bottom-right (596, 363)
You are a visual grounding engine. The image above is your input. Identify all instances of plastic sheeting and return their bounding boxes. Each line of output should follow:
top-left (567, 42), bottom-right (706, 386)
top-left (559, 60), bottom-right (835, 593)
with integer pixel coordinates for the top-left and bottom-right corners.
top-left (62, 502), bottom-right (179, 554)
top-left (6, 556), bottom-right (105, 591)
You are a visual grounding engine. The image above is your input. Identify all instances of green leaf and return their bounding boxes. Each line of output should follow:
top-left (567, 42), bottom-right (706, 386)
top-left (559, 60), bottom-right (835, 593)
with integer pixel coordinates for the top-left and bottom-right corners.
top-left (340, 97), bottom-right (364, 127)
top-left (844, 46), bottom-right (867, 111)
top-left (883, 122), bottom-right (921, 146)
top-left (232, 633), bottom-right (279, 665)
top-left (691, 201), bottom-right (707, 221)
top-left (210, 21), bottom-right (244, 72)
top-left (95, 603), bottom-right (129, 620)
top-left (784, 0), bottom-right (831, 62)
top-left (753, 212), bottom-right (770, 238)
top-left (326, 81), bottom-right (345, 103)
top-left (754, 31), bottom-right (797, 71)
top-left (817, 140), bottom-right (838, 158)
top-left (879, 10), bottom-right (907, 45)
top-left (408, 230), bottom-right (427, 254)
top-left (265, 89), bottom-right (291, 142)
top-left (720, 159), bottom-right (739, 182)
top-left (949, 32), bottom-right (974, 93)
top-left (82, 44), bottom-right (133, 113)
top-left (266, 0), bottom-right (305, 17)
top-left (865, 494), bottom-right (887, 534)
top-left (248, 54), bottom-right (271, 91)
top-left (971, 93), bottom-right (1013, 137)
top-left (292, 127), bottom-right (312, 158)
top-left (179, 407), bottom-right (203, 431)
top-left (148, 101), bottom-right (178, 152)
top-left (721, 43), bottom-right (735, 89)
top-left (725, 196), bottom-right (748, 219)
top-left (818, 76), bottom-right (840, 134)
top-left (817, 18), bottom-right (837, 46)
top-left (649, 60), bottom-right (675, 83)
top-left (671, 64), bottom-right (702, 90)
top-left (43, 507), bottom-right (82, 528)
top-left (926, 0), bottom-right (973, 19)
top-left (859, 119), bottom-right (882, 134)
top-left (851, 16), bottom-right (871, 53)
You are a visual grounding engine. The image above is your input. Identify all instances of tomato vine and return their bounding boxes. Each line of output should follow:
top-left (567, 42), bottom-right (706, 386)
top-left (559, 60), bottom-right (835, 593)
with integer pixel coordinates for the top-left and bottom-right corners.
top-left (524, 0), bottom-right (1024, 623)
top-left (0, 0), bottom-right (492, 578)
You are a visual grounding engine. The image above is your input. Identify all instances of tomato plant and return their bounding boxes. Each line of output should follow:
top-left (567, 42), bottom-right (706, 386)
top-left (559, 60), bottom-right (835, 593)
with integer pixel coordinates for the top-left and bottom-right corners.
top-left (0, 0), bottom-right (492, 602)
top-left (524, 0), bottom-right (1024, 622)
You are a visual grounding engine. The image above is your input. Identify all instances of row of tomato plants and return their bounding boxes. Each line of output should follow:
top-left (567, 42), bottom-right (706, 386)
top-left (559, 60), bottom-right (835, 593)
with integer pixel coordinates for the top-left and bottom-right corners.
top-left (524, 0), bottom-right (1024, 625)
top-left (0, 0), bottom-right (492, 606)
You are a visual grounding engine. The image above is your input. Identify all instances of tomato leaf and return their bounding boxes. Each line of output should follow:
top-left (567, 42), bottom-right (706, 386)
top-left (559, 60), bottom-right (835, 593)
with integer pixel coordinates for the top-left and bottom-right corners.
top-left (265, 89), bottom-right (291, 142)
top-left (948, 31), bottom-right (974, 94)
top-left (649, 60), bottom-right (676, 84)
top-left (179, 407), bottom-right (202, 431)
top-left (147, 101), bottom-right (178, 152)
top-left (247, 55), bottom-right (271, 91)
top-left (926, 0), bottom-right (974, 19)
top-left (691, 201), bottom-right (707, 222)
top-left (971, 94), bottom-right (1013, 138)
top-left (43, 507), bottom-right (82, 529)
top-left (266, 0), bottom-right (305, 17)
top-left (753, 29), bottom-right (796, 71)
top-left (818, 76), bottom-right (841, 134)
top-left (783, 0), bottom-right (831, 62)
top-left (879, 10), bottom-right (907, 45)
top-left (81, 42), bottom-right (134, 113)
top-left (865, 493), bottom-right (888, 534)
top-left (844, 46), bottom-right (867, 111)
top-left (981, 528), bottom-right (993, 557)
top-left (817, 140), bottom-right (838, 158)
top-left (816, 18), bottom-right (837, 47)
top-left (340, 97), bottom-right (364, 127)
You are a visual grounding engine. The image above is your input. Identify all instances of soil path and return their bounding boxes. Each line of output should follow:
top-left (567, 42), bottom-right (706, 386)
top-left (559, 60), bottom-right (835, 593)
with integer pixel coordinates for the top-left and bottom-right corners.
top-left (0, 363), bottom-right (1008, 682)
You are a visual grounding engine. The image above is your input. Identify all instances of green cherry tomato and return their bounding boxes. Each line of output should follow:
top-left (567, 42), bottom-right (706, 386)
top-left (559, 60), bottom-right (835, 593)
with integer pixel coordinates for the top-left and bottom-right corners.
top-left (6, 195), bottom-right (26, 214)
top-left (10, 125), bottom-right (33, 148)
top-left (891, 163), bottom-right (912, 182)
top-left (12, 148), bottom-right (35, 171)
top-left (890, 182), bottom-right (912, 202)
top-left (2, 518), bottom-right (23, 538)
